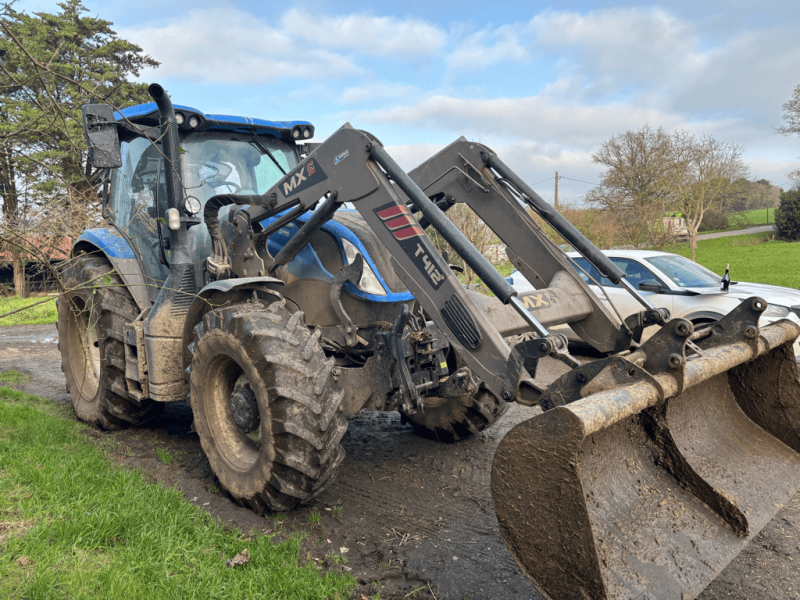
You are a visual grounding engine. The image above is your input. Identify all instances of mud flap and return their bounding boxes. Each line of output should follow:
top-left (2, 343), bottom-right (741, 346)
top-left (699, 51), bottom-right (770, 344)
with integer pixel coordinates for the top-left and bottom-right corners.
top-left (492, 301), bottom-right (800, 600)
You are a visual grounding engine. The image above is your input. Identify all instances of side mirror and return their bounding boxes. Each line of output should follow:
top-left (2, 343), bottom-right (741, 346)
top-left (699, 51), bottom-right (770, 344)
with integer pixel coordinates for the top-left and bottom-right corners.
top-left (82, 104), bottom-right (122, 169)
top-left (638, 279), bottom-right (663, 293)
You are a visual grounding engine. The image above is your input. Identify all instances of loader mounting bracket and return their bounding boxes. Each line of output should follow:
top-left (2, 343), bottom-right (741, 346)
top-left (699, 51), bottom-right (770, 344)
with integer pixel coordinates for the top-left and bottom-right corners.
top-left (638, 318), bottom-right (694, 396)
top-left (390, 304), bottom-right (423, 415)
top-left (511, 334), bottom-right (571, 381)
top-left (330, 253), bottom-right (364, 347)
top-left (696, 296), bottom-right (766, 355)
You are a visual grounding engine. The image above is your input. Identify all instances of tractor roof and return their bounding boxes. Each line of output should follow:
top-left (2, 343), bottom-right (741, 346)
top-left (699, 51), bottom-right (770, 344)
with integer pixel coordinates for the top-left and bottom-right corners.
top-left (114, 103), bottom-right (313, 141)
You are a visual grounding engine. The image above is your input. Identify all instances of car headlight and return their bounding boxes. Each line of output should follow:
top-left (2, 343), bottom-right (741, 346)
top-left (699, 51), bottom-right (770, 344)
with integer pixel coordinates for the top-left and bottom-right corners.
top-left (341, 239), bottom-right (386, 296)
top-left (762, 303), bottom-right (790, 318)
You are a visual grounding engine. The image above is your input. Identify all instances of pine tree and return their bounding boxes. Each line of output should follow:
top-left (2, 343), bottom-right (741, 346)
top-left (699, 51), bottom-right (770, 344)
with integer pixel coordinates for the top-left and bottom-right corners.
top-left (0, 0), bottom-right (159, 296)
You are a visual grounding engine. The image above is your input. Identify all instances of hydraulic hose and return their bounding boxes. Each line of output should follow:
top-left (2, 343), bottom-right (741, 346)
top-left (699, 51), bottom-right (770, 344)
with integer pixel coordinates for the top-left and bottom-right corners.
top-left (203, 193), bottom-right (263, 242)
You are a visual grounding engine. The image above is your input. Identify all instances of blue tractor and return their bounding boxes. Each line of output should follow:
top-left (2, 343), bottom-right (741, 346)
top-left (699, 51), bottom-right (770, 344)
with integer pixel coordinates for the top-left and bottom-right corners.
top-left (63, 85), bottom-right (517, 510)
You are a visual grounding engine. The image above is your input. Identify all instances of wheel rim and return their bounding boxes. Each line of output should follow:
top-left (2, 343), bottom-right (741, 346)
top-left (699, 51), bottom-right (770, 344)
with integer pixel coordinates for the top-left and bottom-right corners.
top-left (204, 353), bottom-right (266, 472)
top-left (65, 296), bottom-right (101, 398)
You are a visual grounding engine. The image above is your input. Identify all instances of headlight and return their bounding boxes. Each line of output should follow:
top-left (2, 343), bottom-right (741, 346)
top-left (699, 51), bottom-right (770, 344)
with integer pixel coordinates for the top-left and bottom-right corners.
top-left (762, 303), bottom-right (790, 318)
top-left (341, 239), bottom-right (386, 296)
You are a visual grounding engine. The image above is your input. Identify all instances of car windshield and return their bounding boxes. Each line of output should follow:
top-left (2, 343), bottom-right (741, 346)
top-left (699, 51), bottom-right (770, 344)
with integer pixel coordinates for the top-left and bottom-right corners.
top-left (645, 255), bottom-right (721, 288)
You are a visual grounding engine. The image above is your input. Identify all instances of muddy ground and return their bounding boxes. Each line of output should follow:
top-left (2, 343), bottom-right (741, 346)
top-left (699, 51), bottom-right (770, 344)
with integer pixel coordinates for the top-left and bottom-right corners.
top-left (2, 323), bottom-right (800, 599)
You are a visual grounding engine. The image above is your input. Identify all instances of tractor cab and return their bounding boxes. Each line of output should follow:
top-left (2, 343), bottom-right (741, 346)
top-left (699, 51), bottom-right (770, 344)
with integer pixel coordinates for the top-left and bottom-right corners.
top-left (103, 103), bottom-right (407, 306)
top-left (105, 103), bottom-right (310, 295)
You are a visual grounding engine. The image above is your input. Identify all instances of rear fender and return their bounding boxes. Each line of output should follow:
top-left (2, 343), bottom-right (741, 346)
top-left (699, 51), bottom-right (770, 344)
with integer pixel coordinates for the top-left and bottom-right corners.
top-left (73, 229), bottom-right (153, 312)
top-left (180, 277), bottom-right (286, 378)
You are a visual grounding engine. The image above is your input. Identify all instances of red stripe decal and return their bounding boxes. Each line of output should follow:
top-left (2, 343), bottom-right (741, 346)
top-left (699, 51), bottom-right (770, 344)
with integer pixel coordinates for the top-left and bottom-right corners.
top-left (385, 215), bottom-right (416, 230)
top-left (393, 226), bottom-right (425, 240)
top-left (377, 204), bottom-right (408, 220)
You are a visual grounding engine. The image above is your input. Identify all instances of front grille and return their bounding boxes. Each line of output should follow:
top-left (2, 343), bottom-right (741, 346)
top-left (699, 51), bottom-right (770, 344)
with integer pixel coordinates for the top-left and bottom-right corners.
top-left (440, 294), bottom-right (483, 350)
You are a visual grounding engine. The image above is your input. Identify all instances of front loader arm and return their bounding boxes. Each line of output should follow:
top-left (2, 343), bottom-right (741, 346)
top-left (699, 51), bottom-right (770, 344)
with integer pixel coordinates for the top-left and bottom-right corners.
top-left (216, 124), bottom-right (524, 401)
top-left (406, 138), bottom-right (634, 352)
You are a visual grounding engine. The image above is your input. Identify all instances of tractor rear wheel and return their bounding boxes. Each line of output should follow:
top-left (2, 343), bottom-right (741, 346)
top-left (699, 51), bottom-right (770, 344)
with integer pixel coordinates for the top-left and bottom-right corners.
top-left (58, 254), bottom-right (163, 430)
top-left (400, 389), bottom-right (507, 442)
top-left (189, 300), bottom-right (347, 513)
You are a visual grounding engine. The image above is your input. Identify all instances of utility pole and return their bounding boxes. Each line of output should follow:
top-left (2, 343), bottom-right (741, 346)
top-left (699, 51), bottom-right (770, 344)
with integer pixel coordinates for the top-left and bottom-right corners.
top-left (554, 171), bottom-right (559, 210)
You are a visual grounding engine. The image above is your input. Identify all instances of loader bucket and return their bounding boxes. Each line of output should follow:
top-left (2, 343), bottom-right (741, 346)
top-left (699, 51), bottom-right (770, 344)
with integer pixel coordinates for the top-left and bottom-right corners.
top-left (492, 302), bottom-right (800, 600)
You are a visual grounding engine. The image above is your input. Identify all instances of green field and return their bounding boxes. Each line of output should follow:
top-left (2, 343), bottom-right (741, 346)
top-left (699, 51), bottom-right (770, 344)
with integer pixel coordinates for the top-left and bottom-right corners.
top-left (740, 208), bottom-right (777, 226)
top-left (0, 295), bottom-right (58, 327)
top-left (0, 377), bottom-right (355, 599)
top-left (666, 232), bottom-right (800, 289)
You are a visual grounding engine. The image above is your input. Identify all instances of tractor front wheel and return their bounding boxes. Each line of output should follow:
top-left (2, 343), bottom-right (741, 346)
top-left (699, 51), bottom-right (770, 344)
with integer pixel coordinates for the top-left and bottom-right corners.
top-left (400, 389), bottom-right (507, 442)
top-left (189, 301), bottom-right (347, 513)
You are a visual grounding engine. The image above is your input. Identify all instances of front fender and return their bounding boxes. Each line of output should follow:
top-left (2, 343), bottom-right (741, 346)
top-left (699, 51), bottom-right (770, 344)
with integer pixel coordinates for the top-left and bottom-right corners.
top-left (180, 277), bottom-right (286, 378)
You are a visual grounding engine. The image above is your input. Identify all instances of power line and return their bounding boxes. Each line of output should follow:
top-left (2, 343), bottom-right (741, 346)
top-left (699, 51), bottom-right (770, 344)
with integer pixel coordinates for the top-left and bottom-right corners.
top-left (530, 176), bottom-right (554, 186)
top-left (559, 176), bottom-right (599, 186)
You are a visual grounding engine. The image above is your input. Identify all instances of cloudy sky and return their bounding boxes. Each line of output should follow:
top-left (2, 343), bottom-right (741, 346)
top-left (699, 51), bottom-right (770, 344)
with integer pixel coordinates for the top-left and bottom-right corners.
top-left (23, 0), bottom-right (800, 203)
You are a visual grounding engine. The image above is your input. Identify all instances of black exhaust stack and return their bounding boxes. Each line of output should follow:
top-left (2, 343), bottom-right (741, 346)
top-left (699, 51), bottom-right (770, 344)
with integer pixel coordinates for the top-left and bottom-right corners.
top-left (146, 83), bottom-right (195, 315)
top-left (143, 83), bottom-right (197, 400)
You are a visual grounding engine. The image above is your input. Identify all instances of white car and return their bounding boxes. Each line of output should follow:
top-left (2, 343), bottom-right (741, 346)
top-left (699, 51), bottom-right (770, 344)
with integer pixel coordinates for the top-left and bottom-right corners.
top-left (506, 249), bottom-right (800, 359)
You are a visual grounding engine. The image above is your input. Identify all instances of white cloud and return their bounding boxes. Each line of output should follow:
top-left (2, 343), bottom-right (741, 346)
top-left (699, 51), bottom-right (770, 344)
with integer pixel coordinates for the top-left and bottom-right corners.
top-left (362, 93), bottom-right (724, 149)
top-left (119, 8), bottom-right (363, 84)
top-left (384, 143), bottom-right (447, 171)
top-left (282, 9), bottom-right (446, 58)
top-left (447, 25), bottom-right (528, 70)
top-left (382, 139), bottom-right (599, 205)
top-left (341, 82), bottom-right (423, 104)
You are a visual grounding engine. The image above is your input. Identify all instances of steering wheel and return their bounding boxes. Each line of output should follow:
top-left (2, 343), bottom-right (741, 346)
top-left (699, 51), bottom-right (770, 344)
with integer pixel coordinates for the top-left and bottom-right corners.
top-left (216, 181), bottom-right (242, 194)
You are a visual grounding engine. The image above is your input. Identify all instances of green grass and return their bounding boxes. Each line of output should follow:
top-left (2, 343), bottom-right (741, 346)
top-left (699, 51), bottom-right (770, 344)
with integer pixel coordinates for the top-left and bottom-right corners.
top-left (307, 511), bottom-right (322, 525)
top-left (665, 232), bottom-right (800, 289)
top-left (155, 448), bottom-right (173, 465)
top-left (0, 371), bottom-right (31, 385)
top-left (741, 208), bottom-right (776, 226)
top-left (0, 382), bottom-right (355, 599)
top-left (0, 295), bottom-right (58, 327)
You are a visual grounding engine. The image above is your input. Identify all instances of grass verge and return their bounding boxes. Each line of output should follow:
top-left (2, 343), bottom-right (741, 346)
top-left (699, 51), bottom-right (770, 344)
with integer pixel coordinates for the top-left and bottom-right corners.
top-left (0, 383), bottom-right (355, 599)
top-left (665, 232), bottom-right (800, 289)
top-left (0, 295), bottom-right (58, 327)
top-left (0, 371), bottom-right (31, 385)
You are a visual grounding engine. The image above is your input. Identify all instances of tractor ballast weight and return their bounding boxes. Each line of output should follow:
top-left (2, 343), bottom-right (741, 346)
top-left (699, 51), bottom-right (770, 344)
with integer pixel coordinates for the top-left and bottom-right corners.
top-left (73, 87), bottom-right (800, 599)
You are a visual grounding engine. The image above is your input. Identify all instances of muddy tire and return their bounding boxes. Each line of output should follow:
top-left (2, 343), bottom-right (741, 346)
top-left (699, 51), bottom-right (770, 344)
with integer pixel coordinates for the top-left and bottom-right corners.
top-left (58, 254), bottom-right (163, 430)
top-left (400, 389), bottom-right (507, 442)
top-left (189, 301), bottom-right (347, 513)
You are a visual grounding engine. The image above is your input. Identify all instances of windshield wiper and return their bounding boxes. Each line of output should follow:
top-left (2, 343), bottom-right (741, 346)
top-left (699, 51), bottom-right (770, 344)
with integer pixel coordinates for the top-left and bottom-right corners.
top-left (248, 132), bottom-right (287, 176)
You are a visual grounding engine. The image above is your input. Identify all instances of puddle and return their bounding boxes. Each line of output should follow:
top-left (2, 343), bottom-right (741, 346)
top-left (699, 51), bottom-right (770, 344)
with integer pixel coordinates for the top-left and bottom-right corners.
top-left (0, 334), bottom-right (58, 344)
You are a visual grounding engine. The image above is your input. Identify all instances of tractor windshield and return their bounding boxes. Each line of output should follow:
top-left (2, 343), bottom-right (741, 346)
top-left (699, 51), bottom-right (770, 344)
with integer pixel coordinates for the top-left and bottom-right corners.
top-left (108, 131), bottom-right (298, 291)
top-left (181, 132), bottom-right (298, 204)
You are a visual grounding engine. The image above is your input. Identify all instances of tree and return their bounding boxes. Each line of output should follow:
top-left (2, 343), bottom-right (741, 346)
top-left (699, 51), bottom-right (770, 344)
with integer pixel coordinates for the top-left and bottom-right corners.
top-left (586, 126), bottom-right (679, 248)
top-left (774, 189), bottom-right (800, 241)
top-left (0, 0), bottom-right (159, 296)
top-left (778, 83), bottom-right (800, 189)
top-left (671, 132), bottom-right (748, 261)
